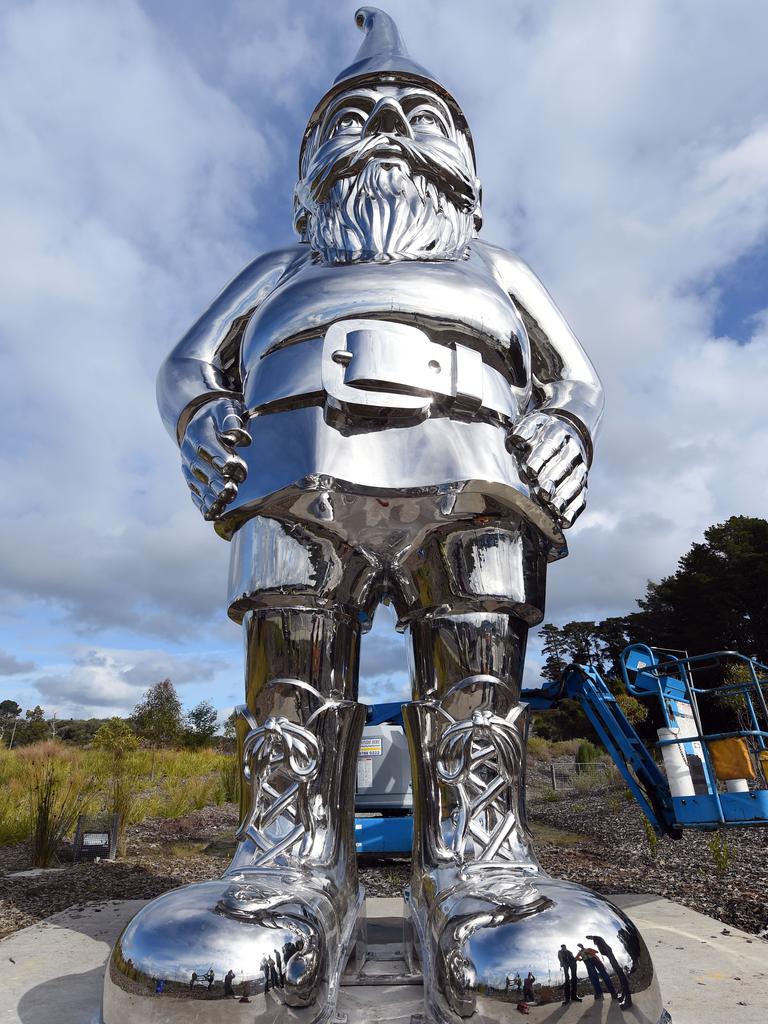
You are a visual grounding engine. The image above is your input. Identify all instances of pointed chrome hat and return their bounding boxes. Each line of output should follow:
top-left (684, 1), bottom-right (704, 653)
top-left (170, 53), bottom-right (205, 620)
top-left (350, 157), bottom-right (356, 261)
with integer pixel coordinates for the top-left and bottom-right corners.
top-left (301, 7), bottom-right (474, 160)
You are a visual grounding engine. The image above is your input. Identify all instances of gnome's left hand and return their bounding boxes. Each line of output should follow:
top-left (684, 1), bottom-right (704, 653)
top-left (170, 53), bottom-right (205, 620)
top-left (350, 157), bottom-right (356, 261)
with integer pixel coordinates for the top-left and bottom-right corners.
top-left (507, 412), bottom-right (588, 527)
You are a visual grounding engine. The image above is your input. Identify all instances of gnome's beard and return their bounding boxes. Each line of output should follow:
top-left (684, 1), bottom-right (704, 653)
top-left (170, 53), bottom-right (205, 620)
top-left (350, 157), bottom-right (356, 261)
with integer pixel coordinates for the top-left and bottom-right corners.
top-left (306, 159), bottom-right (474, 263)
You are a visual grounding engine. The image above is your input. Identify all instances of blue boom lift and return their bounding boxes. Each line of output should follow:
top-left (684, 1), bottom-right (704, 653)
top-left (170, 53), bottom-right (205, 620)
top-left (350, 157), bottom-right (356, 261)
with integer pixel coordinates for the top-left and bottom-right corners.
top-left (355, 644), bottom-right (768, 852)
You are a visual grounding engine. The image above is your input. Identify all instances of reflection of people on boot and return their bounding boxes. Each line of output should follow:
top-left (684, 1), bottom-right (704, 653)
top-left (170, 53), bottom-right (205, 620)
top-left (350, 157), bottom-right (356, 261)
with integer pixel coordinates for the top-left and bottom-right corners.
top-left (576, 943), bottom-right (618, 999)
top-left (224, 969), bottom-right (235, 997)
top-left (523, 971), bottom-right (535, 1002)
top-left (558, 945), bottom-right (581, 1004)
top-left (275, 948), bottom-right (285, 988)
top-left (586, 933), bottom-right (632, 1006)
top-left (260, 955), bottom-right (270, 994)
top-left (204, 968), bottom-right (214, 992)
top-left (267, 955), bottom-right (280, 990)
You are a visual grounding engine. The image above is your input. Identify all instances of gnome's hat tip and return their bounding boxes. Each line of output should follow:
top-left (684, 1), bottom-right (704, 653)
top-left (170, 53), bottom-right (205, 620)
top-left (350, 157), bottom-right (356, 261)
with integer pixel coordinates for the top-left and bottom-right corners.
top-left (333, 6), bottom-right (432, 86)
top-left (353, 7), bottom-right (409, 57)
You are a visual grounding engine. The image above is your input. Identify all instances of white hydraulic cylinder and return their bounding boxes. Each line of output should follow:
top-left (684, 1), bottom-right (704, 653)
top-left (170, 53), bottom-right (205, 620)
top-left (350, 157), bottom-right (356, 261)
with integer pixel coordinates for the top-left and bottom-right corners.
top-left (657, 727), bottom-right (695, 797)
top-left (725, 778), bottom-right (749, 793)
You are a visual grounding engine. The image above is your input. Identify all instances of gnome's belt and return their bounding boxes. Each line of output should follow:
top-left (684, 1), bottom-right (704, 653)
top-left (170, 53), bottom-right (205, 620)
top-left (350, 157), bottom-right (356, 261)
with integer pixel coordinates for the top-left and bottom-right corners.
top-left (245, 319), bottom-right (519, 424)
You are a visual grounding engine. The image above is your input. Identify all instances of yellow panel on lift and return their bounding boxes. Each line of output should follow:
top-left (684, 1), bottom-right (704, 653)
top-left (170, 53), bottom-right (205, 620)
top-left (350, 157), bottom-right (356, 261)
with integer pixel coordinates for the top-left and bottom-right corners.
top-left (708, 738), bottom-right (756, 781)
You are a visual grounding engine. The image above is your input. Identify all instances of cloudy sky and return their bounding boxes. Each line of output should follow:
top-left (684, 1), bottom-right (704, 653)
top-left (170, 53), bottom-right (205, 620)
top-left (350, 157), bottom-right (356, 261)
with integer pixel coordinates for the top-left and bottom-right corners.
top-left (1, 0), bottom-right (767, 723)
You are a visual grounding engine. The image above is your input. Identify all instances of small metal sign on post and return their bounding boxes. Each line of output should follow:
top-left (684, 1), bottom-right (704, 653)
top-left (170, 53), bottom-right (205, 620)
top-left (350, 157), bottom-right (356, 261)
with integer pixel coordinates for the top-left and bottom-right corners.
top-left (73, 813), bottom-right (120, 861)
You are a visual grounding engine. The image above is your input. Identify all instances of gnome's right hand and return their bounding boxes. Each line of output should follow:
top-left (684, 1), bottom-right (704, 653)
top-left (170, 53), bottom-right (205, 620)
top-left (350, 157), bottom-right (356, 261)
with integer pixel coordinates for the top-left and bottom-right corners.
top-left (180, 397), bottom-right (251, 521)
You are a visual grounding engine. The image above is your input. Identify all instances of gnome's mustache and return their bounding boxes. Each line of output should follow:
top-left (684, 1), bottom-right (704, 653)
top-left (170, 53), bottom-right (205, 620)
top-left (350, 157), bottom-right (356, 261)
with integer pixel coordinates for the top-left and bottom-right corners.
top-left (308, 133), bottom-right (477, 213)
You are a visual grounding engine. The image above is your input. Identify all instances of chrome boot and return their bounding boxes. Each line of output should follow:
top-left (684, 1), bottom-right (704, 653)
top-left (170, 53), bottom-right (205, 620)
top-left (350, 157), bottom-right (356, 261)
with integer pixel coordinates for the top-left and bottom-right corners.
top-left (403, 613), bottom-right (665, 1023)
top-left (103, 608), bottom-right (365, 1024)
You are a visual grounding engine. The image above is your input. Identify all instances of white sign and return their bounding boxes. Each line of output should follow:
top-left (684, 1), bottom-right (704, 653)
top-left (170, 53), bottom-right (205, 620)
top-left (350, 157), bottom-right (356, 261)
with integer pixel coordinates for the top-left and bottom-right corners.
top-left (357, 757), bottom-right (373, 789)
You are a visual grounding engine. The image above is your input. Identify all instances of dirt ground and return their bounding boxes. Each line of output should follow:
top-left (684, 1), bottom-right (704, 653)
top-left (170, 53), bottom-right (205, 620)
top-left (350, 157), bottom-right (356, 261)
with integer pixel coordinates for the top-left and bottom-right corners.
top-left (1, 791), bottom-right (765, 940)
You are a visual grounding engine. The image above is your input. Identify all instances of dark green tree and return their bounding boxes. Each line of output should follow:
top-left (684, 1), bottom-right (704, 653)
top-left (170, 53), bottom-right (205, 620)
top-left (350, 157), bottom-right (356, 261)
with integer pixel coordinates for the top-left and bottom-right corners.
top-left (540, 624), bottom-right (568, 682)
top-left (18, 705), bottom-right (49, 746)
top-left (633, 516), bottom-right (768, 662)
top-left (56, 718), bottom-right (103, 746)
top-left (131, 679), bottom-right (183, 752)
top-left (184, 701), bottom-right (219, 748)
top-left (0, 699), bottom-right (21, 746)
top-left (561, 621), bottom-right (604, 673)
top-left (593, 616), bottom-right (633, 678)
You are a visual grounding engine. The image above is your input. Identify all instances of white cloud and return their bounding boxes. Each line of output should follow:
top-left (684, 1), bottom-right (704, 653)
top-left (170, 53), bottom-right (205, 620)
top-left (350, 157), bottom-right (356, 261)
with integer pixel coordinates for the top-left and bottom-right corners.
top-left (1, 0), bottom-right (767, 705)
top-left (32, 646), bottom-right (229, 719)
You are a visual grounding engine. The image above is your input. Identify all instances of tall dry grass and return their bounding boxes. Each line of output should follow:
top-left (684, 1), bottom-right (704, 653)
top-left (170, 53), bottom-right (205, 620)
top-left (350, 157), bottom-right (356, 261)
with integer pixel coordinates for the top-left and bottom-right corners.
top-left (29, 759), bottom-right (92, 867)
top-left (0, 741), bottom-right (230, 853)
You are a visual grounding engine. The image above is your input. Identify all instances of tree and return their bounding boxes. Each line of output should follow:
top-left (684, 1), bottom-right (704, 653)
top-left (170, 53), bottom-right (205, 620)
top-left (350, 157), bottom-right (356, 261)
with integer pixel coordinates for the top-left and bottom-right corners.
top-left (19, 705), bottom-right (49, 746)
top-left (561, 621), bottom-right (603, 673)
top-left (593, 617), bottom-right (633, 679)
top-left (131, 679), bottom-right (183, 751)
top-left (540, 624), bottom-right (567, 683)
top-left (94, 717), bottom-right (139, 849)
top-left (184, 701), bottom-right (219, 749)
top-left (94, 717), bottom-right (138, 761)
top-left (633, 516), bottom-right (768, 663)
top-left (223, 710), bottom-right (238, 741)
top-left (0, 700), bottom-right (21, 746)
top-left (56, 718), bottom-right (103, 746)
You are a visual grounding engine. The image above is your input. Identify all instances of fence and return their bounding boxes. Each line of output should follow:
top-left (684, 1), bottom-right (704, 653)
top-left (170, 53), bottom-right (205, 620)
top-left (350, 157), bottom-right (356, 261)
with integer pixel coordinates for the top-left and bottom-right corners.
top-left (528, 759), bottom-right (618, 793)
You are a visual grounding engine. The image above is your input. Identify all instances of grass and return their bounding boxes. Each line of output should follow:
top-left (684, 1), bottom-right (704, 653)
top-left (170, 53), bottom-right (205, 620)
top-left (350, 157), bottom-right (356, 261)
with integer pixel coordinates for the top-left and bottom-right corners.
top-left (707, 830), bottom-right (732, 874)
top-left (0, 742), bottom-right (233, 852)
top-left (29, 759), bottom-right (91, 868)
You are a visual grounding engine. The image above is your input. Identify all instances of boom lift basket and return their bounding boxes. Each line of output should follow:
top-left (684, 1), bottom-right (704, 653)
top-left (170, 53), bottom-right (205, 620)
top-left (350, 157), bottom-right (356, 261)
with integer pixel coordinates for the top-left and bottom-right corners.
top-left (620, 644), bottom-right (768, 830)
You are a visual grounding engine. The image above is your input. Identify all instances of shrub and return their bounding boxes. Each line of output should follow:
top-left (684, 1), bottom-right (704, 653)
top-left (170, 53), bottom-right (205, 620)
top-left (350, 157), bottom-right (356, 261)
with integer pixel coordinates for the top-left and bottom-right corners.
top-left (29, 760), bottom-right (90, 867)
top-left (707, 831), bottom-right (731, 875)
top-left (0, 778), bottom-right (30, 844)
top-left (550, 739), bottom-right (585, 758)
top-left (220, 756), bottom-right (240, 804)
top-left (575, 740), bottom-right (602, 770)
top-left (641, 817), bottom-right (659, 859)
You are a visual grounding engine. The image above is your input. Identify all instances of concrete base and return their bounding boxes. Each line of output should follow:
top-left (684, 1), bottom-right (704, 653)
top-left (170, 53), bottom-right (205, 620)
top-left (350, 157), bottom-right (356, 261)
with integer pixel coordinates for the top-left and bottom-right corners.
top-left (0, 895), bottom-right (765, 1024)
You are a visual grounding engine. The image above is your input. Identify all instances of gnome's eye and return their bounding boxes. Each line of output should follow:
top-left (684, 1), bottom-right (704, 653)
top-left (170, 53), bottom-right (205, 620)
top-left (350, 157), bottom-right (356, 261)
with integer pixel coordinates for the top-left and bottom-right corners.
top-left (410, 111), bottom-right (447, 136)
top-left (331, 112), bottom-right (364, 136)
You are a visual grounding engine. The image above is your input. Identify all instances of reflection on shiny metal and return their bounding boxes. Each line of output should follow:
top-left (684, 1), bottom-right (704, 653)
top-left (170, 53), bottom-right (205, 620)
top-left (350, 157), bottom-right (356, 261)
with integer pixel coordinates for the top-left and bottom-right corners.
top-left (404, 637), bottom-right (663, 1023)
top-left (110, 7), bottom-right (667, 1024)
top-left (104, 655), bottom-right (366, 1022)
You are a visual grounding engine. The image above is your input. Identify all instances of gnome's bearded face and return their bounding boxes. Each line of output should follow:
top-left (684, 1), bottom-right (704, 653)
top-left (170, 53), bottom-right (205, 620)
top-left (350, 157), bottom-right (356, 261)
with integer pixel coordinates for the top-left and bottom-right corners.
top-left (295, 83), bottom-right (481, 263)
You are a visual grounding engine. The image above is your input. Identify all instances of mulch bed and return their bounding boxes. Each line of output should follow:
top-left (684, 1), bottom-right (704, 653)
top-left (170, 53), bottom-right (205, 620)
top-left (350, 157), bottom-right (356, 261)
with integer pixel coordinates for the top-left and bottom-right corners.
top-left (1, 792), bottom-right (765, 940)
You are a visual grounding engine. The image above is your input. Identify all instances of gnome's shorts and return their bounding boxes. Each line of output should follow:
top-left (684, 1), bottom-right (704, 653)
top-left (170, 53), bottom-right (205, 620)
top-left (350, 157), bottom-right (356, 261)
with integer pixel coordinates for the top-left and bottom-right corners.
top-left (226, 503), bottom-right (549, 629)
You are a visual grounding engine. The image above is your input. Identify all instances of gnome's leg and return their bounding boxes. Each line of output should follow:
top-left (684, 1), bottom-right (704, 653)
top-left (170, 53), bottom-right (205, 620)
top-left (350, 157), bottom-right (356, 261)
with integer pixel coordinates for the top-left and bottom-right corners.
top-left (402, 603), bottom-right (663, 1023)
top-left (229, 605), bottom-right (364, 905)
top-left (405, 610), bottom-right (537, 894)
top-left (104, 526), bottom-right (367, 1024)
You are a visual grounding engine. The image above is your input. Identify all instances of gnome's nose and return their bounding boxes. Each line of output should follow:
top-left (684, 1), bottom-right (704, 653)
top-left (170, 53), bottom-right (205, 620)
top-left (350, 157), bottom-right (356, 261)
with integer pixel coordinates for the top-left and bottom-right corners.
top-left (363, 97), bottom-right (413, 139)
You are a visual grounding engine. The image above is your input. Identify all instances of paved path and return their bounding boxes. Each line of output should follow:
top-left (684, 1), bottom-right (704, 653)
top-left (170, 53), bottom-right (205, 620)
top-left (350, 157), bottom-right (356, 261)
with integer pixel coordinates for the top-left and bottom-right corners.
top-left (0, 894), bottom-right (765, 1023)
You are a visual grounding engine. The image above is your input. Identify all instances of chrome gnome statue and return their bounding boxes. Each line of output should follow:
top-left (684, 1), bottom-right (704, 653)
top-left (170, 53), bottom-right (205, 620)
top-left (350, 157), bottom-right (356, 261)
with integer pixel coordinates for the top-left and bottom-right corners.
top-left (104, 9), bottom-right (665, 1023)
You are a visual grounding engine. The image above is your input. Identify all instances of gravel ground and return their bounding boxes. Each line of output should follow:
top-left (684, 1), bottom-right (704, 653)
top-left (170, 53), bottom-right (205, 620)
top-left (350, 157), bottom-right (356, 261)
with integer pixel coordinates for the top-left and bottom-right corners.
top-left (529, 785), bottom-right (768, 937)
top-left (0, 790), bottom-right (765, 940)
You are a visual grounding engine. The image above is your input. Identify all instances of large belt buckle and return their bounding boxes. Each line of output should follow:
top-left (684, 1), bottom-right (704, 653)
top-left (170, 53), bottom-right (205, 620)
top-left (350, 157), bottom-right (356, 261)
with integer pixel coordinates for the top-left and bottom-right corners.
top-left (321, 318), bottom-right (486, 421)
top-left (321, 319), bottom-right (436, 419)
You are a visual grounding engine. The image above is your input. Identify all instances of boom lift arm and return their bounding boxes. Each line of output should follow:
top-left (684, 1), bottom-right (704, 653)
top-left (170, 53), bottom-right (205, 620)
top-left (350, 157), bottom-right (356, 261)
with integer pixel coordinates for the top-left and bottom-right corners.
top-left (522, 665), bottom-right (681, 838)
top-left (522, 644), bottom-right (768, 838)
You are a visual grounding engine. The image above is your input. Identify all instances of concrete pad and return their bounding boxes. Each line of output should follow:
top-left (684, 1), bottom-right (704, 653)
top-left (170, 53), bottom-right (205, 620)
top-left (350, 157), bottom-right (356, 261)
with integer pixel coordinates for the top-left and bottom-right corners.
top-left (0, 895), bottom-right (765, 1024)
top-left (0, 900), bottom-right (144, 1024)
top-left (612, 894), bottom-right (768, 1024)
